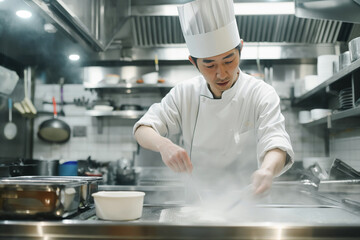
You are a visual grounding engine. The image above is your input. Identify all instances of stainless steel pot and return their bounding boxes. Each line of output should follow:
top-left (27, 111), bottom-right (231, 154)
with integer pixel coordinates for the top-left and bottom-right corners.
top-left (118, 104), bottom-right (143, 111)
top-left (23, 159), bottom-right (59, 176)
top-left (349, 36), bottom-right (360, 62)
top-left (0, 178), bottom-right (84, 219)
top-left (339, 51), bottom-right (351, 70)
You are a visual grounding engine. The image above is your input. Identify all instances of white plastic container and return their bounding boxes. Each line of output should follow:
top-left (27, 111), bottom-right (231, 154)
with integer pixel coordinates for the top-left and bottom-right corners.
top-left (310, 108), bottom-right (331, 121)
top-left (92, 191), bottom-right (145, 221)
top-left (317, 55), bottom-right (339, 82)
top-left (298, 110), bottom-right (311, 124)
top-left (142, 72), bottom-right (159, 84)
top-left (303, 75), bottom-right (321, 92)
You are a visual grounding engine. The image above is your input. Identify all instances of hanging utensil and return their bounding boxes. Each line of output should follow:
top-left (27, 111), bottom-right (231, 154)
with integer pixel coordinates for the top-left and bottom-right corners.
top-left (38, 97), bottom-right (71, 143)
top-left (4, 98), bottom-right (17, 140)
top-left (155, 54), bottom-right (159, 72)
top-left (22, 68), bottom-right (37, 115)
top-left (59, 77), bottom-right (65, 116)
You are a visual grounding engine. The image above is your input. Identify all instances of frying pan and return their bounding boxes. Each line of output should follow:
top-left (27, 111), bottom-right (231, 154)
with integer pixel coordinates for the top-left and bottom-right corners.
top-left (38, 97), bottom-right (71, 143)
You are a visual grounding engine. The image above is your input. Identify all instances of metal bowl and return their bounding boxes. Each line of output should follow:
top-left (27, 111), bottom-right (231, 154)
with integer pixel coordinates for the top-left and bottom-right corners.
top-left (339, 51), bottom-right (351, 70)
top-left (349, 37), bottom-right (360, 62)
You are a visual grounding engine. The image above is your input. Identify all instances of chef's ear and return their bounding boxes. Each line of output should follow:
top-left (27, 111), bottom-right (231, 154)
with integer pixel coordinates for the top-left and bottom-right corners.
top-left (188, 56), bottom-right (198, 68)
top-left (240, 39), bottom-right (244, 52)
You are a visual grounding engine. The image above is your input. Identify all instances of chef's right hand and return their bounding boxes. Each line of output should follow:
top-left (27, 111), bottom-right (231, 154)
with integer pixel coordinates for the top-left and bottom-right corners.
top-left (158, 142), bottom-right (193, 173)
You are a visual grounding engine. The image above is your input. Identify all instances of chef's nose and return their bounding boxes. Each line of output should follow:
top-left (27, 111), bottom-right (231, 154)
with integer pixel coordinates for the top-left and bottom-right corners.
top-left (216, 64), bottom-right (227, 79)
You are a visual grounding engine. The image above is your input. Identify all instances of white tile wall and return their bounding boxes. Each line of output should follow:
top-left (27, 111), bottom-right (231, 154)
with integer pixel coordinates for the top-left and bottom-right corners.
top-left (33, 84), bottom-right (139, 162)
top-left (330, 128), bottom-right (360, 171)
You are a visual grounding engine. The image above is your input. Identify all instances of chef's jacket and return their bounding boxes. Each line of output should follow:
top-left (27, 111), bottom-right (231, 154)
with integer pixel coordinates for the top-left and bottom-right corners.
top-left (134, 70), bottom-right (294, 184)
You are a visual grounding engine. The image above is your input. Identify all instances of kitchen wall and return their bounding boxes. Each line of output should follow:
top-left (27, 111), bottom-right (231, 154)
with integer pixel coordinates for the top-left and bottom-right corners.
top-left (32, 62), bottom-right (333, 173)
top-left (330, 128), bottom-right (360, 171)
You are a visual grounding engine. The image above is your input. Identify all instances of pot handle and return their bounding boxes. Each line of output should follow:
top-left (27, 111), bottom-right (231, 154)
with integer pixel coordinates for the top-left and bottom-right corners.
top-left (52, 97), bottom-right (57, 117)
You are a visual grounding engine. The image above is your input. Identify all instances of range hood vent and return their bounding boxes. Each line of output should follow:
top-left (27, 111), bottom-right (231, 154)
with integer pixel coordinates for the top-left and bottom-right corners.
top-left (131, 15), bottom-right (350, 47)
top-left (295, 0), bottom-right (360, 24)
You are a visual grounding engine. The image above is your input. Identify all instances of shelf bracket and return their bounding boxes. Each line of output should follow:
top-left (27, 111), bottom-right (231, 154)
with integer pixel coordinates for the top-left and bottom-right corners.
top-left (96, 117), bottom-right (103, 134)
top-left (325, 85), bottom-right (338, 96)
top-left (326, 114), bottom-right (332, 129)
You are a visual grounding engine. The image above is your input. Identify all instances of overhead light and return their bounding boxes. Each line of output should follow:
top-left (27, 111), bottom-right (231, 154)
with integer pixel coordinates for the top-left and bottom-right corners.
top-left (131, 2), bottom-right (295, 16)
top-left (16, 10), bottom-right (32, 19)
top-left (0, 0), bottom-right (5, 3)
top-left (44, 23), bottom-right (57, 33)
top-left (234, 2), bottom-right (295, 15)
top-left (68, 54), bottom-right (80, 61)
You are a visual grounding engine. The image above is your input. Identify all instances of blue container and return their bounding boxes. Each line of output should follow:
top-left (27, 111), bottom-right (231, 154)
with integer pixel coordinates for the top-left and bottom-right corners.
top-left (59, 161), bottom-right (78, 176)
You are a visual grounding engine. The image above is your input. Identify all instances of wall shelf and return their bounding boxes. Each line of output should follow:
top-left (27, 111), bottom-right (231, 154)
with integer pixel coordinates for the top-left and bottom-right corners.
top-left (293, 58), bottom-right (360, 108)
top-left (84, 82), bottom-right (174, 89)
top-left (301, 107), bottom-right (360, 128)
top-left (86, 110), bottom-right (146, 119)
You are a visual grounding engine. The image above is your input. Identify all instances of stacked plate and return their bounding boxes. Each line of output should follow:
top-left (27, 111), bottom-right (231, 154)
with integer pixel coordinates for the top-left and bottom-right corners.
top-left (339, 87), bottom-right (353, 110)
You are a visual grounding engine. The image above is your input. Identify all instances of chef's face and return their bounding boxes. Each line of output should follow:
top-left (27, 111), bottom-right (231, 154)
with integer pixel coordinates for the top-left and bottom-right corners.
top-left (190, 47), bottom-right (240, 99)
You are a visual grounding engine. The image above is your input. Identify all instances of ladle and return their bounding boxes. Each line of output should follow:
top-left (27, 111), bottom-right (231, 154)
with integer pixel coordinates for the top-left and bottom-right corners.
top-left (4, 98), bottom-right (17, 140)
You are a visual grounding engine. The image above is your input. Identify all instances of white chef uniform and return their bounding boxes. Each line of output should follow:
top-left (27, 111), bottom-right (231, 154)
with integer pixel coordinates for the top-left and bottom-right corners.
top-left (133, 71), bottom-right (294, 186)
top-left (133, 0), bottom-right (294, 188)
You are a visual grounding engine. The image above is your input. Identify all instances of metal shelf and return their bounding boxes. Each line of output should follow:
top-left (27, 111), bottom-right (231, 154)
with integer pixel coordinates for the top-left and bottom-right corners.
top-left (301, 107), bottom-right (360, 128)
top-left (331, 107), bottom-right (360, 121)
top-left (84, 82), bottom-right (174, 89)
top-left (86, 110), bottom-right (146, 119)
top-left (302, 116), bottom-right (329, 127)
top-left (293, 58), bottom-right (360, 108)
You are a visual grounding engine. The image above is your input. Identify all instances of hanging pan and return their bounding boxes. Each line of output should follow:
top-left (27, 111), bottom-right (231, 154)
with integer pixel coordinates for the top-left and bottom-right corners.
top-left (38, 97), bottom-right (71, 143)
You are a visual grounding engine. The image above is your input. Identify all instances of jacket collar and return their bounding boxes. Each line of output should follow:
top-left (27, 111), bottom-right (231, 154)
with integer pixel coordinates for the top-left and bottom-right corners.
top-left (200, 68), bottom-right (243, 101)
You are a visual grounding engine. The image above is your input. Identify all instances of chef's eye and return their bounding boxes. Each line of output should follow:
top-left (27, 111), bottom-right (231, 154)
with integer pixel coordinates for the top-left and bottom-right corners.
top-left (206, 65), bottom-right (215, 69)
top-left (225, 60), bottom-right (233, 64)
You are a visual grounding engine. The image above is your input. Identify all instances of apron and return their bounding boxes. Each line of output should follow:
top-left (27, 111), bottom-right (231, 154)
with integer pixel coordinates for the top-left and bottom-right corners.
top-left (190, 94), bottom-right (258, 190)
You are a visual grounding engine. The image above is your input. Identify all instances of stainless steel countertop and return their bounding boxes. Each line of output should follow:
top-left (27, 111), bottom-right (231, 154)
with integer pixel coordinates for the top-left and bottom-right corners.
top-left (1, 181), bottom-right (360, 239)
top-left (1, 204), bottom-right (360, 239)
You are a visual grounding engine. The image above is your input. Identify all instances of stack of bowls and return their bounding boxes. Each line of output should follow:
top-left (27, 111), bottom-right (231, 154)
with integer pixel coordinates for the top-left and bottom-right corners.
top-left (339, 87), bottom-right (353, 110)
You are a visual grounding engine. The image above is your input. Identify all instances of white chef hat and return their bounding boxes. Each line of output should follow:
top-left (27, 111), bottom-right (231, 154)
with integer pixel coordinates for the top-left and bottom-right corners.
top-left (178, 0), bottom-right (240, 58)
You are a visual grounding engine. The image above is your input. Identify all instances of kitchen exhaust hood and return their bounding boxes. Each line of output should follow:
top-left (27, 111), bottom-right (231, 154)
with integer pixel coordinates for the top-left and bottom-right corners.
top-left (21, 0), bottom-right (357, 62)
top-left (295, 0), bottom-right (360, 24)
top-left (26, 0), bottom-right (131, 52)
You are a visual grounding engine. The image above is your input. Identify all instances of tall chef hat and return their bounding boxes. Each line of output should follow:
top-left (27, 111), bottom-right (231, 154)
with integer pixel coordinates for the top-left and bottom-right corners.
top-left (178, 0), bottom-right (240, 58)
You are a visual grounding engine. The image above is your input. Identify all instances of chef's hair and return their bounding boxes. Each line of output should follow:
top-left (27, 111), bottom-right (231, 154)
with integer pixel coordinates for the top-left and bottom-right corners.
top-left (190, 43), bottom-right (241, 69)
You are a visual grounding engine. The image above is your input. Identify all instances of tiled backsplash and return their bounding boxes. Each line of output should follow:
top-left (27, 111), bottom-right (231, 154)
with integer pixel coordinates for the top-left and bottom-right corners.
top-left (330, 128), bottom-right (360, 171)
top-left (33, 84), bottom-right (139, 162)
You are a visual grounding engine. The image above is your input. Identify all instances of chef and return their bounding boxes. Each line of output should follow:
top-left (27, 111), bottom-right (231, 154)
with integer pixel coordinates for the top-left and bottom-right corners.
top-left (134, 0), bottom-right (294, 195)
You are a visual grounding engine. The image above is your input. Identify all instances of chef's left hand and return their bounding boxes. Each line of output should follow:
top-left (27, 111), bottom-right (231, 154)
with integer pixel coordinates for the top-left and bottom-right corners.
top-left (251, 148), bottom-right (287, 195)
top-left (251, 168), bottom-right (274, 195)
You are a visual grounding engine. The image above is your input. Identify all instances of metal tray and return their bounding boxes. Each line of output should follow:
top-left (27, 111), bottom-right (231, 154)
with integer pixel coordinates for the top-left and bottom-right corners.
top-left (0, 178), bottom-right (84, 219)
top-left (9, 176), bottom-right (102, 209)
top-left (318, 180), bottom-right (360, 193)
